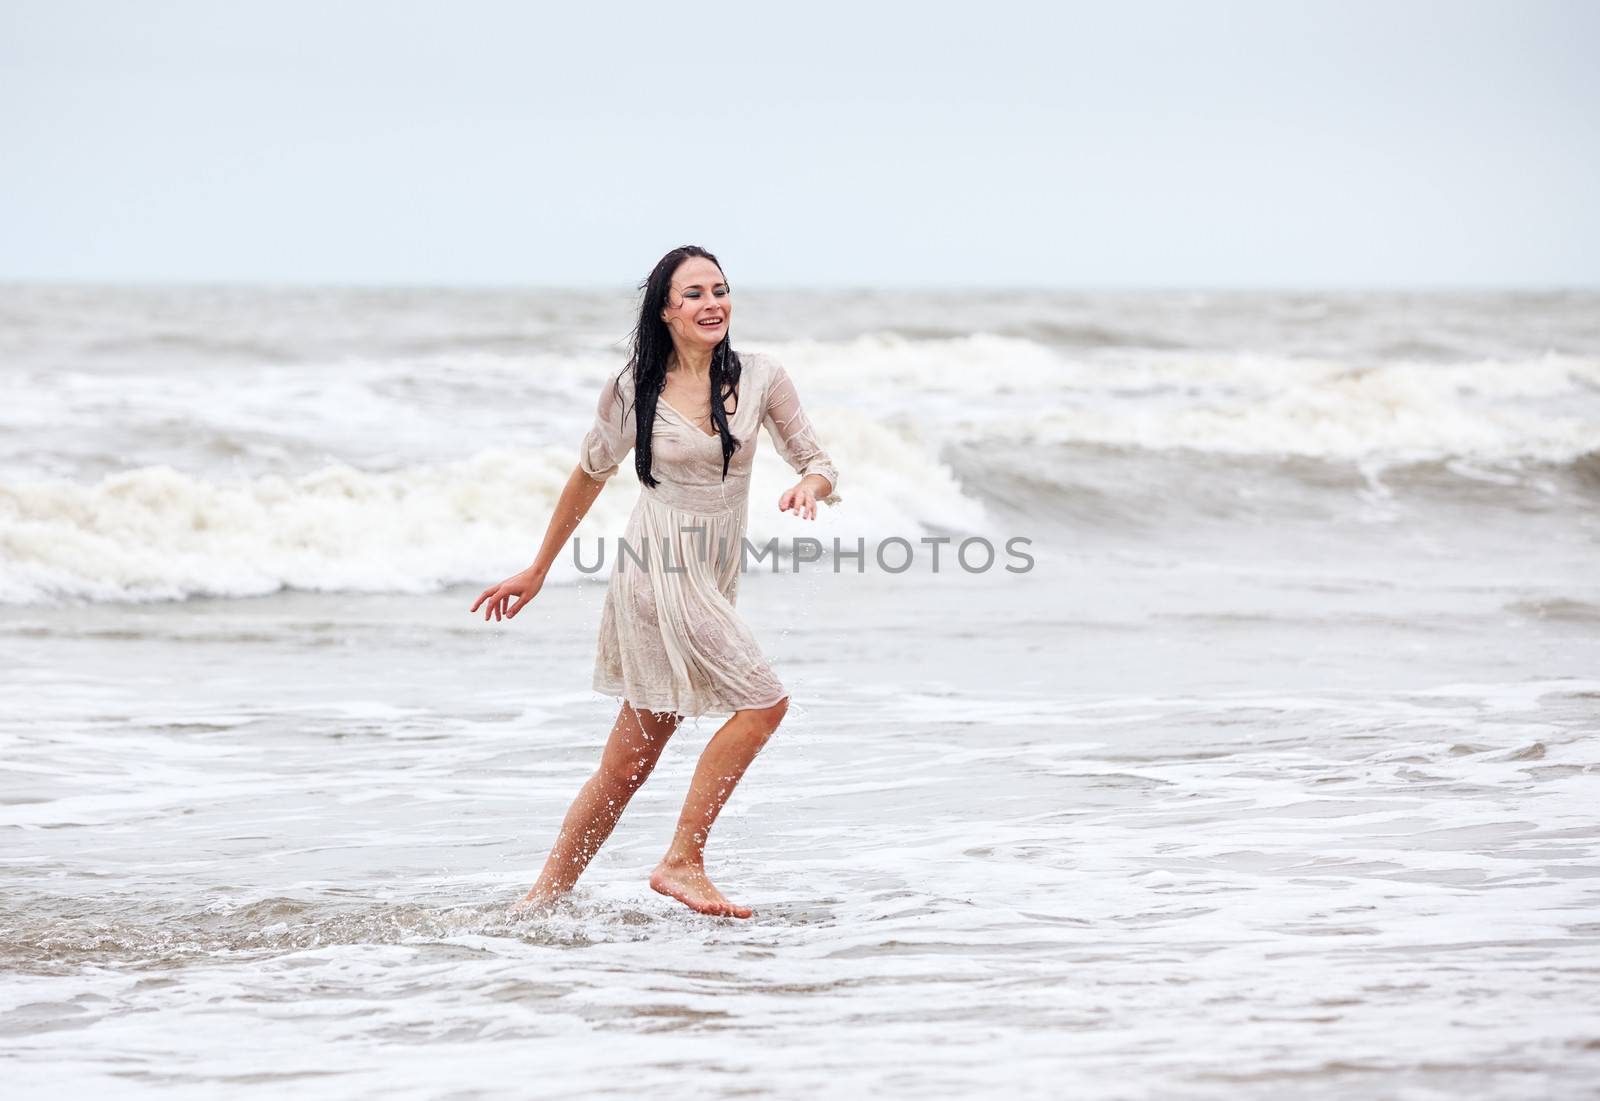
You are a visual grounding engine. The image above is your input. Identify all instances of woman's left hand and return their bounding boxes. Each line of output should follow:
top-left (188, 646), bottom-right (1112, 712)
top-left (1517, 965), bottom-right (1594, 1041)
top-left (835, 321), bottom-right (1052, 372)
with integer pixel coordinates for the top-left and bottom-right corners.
top-left (778, 482), bottom-right (818, 521)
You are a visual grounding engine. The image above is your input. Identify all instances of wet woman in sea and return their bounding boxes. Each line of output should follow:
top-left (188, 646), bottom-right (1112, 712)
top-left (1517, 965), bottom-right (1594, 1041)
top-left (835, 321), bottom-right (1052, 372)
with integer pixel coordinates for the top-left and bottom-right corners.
top-left (471, 245), bottom-right (841, 919)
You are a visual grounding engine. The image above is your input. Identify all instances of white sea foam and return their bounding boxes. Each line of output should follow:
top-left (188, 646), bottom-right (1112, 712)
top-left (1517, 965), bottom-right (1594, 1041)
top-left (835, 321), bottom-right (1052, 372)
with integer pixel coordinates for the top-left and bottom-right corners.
top-left (765, 335), bottom-right (1600, 462)
top-left (1010, 355), bottom-right (1600, 462)
top-left (8, 331), bottom-right (1593, 482)
top-left (0, 419), bottom-right (991, 604)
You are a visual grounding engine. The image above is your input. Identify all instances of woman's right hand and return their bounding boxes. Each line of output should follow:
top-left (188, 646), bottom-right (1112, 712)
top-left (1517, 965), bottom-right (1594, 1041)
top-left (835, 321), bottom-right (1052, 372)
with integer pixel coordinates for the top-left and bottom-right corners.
top-left (471, 567), bottom-right (544, 622)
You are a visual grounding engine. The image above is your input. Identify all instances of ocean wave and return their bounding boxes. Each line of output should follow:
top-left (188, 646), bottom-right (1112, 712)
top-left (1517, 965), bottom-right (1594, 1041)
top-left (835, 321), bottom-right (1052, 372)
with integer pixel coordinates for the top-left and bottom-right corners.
top-left (5, 330), bottom-right (1598, 603)
top-left (0, 421), bottom-right (991, 605)
top-left (6, 333), bottom-right (1594, 483)
top-left (943, 440), bottom-right (1600, 532)
top-left (983, 355), bottom-right (1598, 463)
top-left (752, 335), bottom-right (1599, 462)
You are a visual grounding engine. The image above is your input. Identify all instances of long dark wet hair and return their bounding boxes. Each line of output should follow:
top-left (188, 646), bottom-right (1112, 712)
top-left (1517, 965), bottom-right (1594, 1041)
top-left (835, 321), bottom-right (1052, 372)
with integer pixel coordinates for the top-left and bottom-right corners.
top-left (620, 245), bottom-right (743, 488)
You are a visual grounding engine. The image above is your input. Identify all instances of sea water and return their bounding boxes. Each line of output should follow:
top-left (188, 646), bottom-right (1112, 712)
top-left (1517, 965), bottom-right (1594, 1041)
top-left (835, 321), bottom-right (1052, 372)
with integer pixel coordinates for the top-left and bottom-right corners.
top-left (3, 287), bottom-right (1598, 1098)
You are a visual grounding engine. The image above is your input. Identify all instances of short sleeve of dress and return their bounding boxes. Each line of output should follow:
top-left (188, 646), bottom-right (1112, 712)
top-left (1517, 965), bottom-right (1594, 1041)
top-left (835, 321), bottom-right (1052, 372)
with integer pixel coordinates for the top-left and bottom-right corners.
top-left (579, 370), bottom-right (635, 483)
top-left (761, 357), bottom-right (841, 506)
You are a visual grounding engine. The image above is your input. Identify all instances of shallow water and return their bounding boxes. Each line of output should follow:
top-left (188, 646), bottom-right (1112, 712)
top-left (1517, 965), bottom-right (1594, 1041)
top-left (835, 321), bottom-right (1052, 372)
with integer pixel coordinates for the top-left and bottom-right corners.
top-left (5, 549), bottom-right (1599, 1098)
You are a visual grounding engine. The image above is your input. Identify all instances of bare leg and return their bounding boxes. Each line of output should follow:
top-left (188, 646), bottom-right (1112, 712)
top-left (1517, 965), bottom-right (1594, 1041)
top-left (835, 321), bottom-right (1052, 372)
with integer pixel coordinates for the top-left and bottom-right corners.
top-left (512, 703), bottom-right (681, 912)
top-left (651, 696), bottom-right (788, 919)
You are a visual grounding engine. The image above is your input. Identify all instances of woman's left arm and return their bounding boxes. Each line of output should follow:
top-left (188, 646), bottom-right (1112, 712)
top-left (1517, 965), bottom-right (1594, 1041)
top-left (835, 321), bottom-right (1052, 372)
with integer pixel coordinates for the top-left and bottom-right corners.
top-left (761, 357), bottom-right (841, 521)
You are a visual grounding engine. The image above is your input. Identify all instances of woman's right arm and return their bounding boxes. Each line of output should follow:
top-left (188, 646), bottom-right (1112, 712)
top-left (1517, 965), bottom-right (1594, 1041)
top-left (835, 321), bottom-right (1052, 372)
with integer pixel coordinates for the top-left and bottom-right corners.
top-left (472, 371), bottom-right (635, 622)
top-left (470, 466), bottom-right (606, 621)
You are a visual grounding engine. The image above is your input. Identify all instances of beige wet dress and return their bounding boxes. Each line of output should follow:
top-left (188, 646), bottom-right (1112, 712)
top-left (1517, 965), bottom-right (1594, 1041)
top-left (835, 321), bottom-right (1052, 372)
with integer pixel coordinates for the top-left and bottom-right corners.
top-left (579, 351), bottom-right (841, 719)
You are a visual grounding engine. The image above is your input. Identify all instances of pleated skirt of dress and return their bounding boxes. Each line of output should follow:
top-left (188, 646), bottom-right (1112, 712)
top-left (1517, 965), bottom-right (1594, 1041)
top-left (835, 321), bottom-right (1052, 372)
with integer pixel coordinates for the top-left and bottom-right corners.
top-left (592, 490), bottom-right (788, 719)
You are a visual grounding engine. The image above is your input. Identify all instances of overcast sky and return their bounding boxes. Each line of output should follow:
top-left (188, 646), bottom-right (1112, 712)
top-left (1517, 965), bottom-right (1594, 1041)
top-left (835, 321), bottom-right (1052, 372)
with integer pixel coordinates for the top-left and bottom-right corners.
top-left (2, 0), bottom-right (1595, 288)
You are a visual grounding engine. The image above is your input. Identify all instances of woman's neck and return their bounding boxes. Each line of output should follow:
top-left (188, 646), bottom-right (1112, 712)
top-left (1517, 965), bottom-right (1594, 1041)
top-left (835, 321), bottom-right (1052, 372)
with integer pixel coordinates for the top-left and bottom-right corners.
top-left (667, 344), bottom-right (714, 380)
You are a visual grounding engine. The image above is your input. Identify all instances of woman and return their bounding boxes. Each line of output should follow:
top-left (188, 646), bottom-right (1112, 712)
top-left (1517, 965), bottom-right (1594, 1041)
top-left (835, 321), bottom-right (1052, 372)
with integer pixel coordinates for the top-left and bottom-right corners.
top-left (472, 246), bottom-right (840, 919)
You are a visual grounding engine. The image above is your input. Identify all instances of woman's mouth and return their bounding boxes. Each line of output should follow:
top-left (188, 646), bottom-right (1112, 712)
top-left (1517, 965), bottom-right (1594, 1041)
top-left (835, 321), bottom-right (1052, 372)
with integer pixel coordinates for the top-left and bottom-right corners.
top-left (697, 317), bottom-right (724, 328)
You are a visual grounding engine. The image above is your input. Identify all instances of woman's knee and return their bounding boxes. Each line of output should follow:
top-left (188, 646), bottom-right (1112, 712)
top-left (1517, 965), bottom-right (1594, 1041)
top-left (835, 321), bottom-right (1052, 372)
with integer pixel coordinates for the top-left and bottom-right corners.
top-left (598, 752), bottom-right (657, 792)
top-left (601, 706), bottom-right (678, 789)
top-left (749, 696), bottom-right (789, 737)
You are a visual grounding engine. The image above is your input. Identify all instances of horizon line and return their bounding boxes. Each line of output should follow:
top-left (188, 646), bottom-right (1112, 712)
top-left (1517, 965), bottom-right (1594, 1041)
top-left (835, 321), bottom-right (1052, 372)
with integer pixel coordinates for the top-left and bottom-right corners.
top-left (2, 277), bottom-right (1597, 295)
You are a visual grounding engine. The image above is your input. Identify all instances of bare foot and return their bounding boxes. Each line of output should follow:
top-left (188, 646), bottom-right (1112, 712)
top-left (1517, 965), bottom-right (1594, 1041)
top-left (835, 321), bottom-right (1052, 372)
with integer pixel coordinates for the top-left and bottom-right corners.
top-left (649, 859), bottom-right (753, 918)
top-left (507, 883), bottom-right (568, 918)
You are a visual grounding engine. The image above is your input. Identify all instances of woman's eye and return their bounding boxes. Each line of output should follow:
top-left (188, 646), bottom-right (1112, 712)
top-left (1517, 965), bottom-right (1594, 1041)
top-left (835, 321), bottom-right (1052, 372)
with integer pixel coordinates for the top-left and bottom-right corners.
top-left (684, 291), bottom-right (700, 299)
top-left (715, 287), bottom-right (729, 296)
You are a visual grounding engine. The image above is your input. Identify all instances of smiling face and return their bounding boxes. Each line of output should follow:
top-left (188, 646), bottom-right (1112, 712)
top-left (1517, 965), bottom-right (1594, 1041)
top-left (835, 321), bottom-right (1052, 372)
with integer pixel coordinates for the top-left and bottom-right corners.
top-left (659, 256), bottom-right (731, 353)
